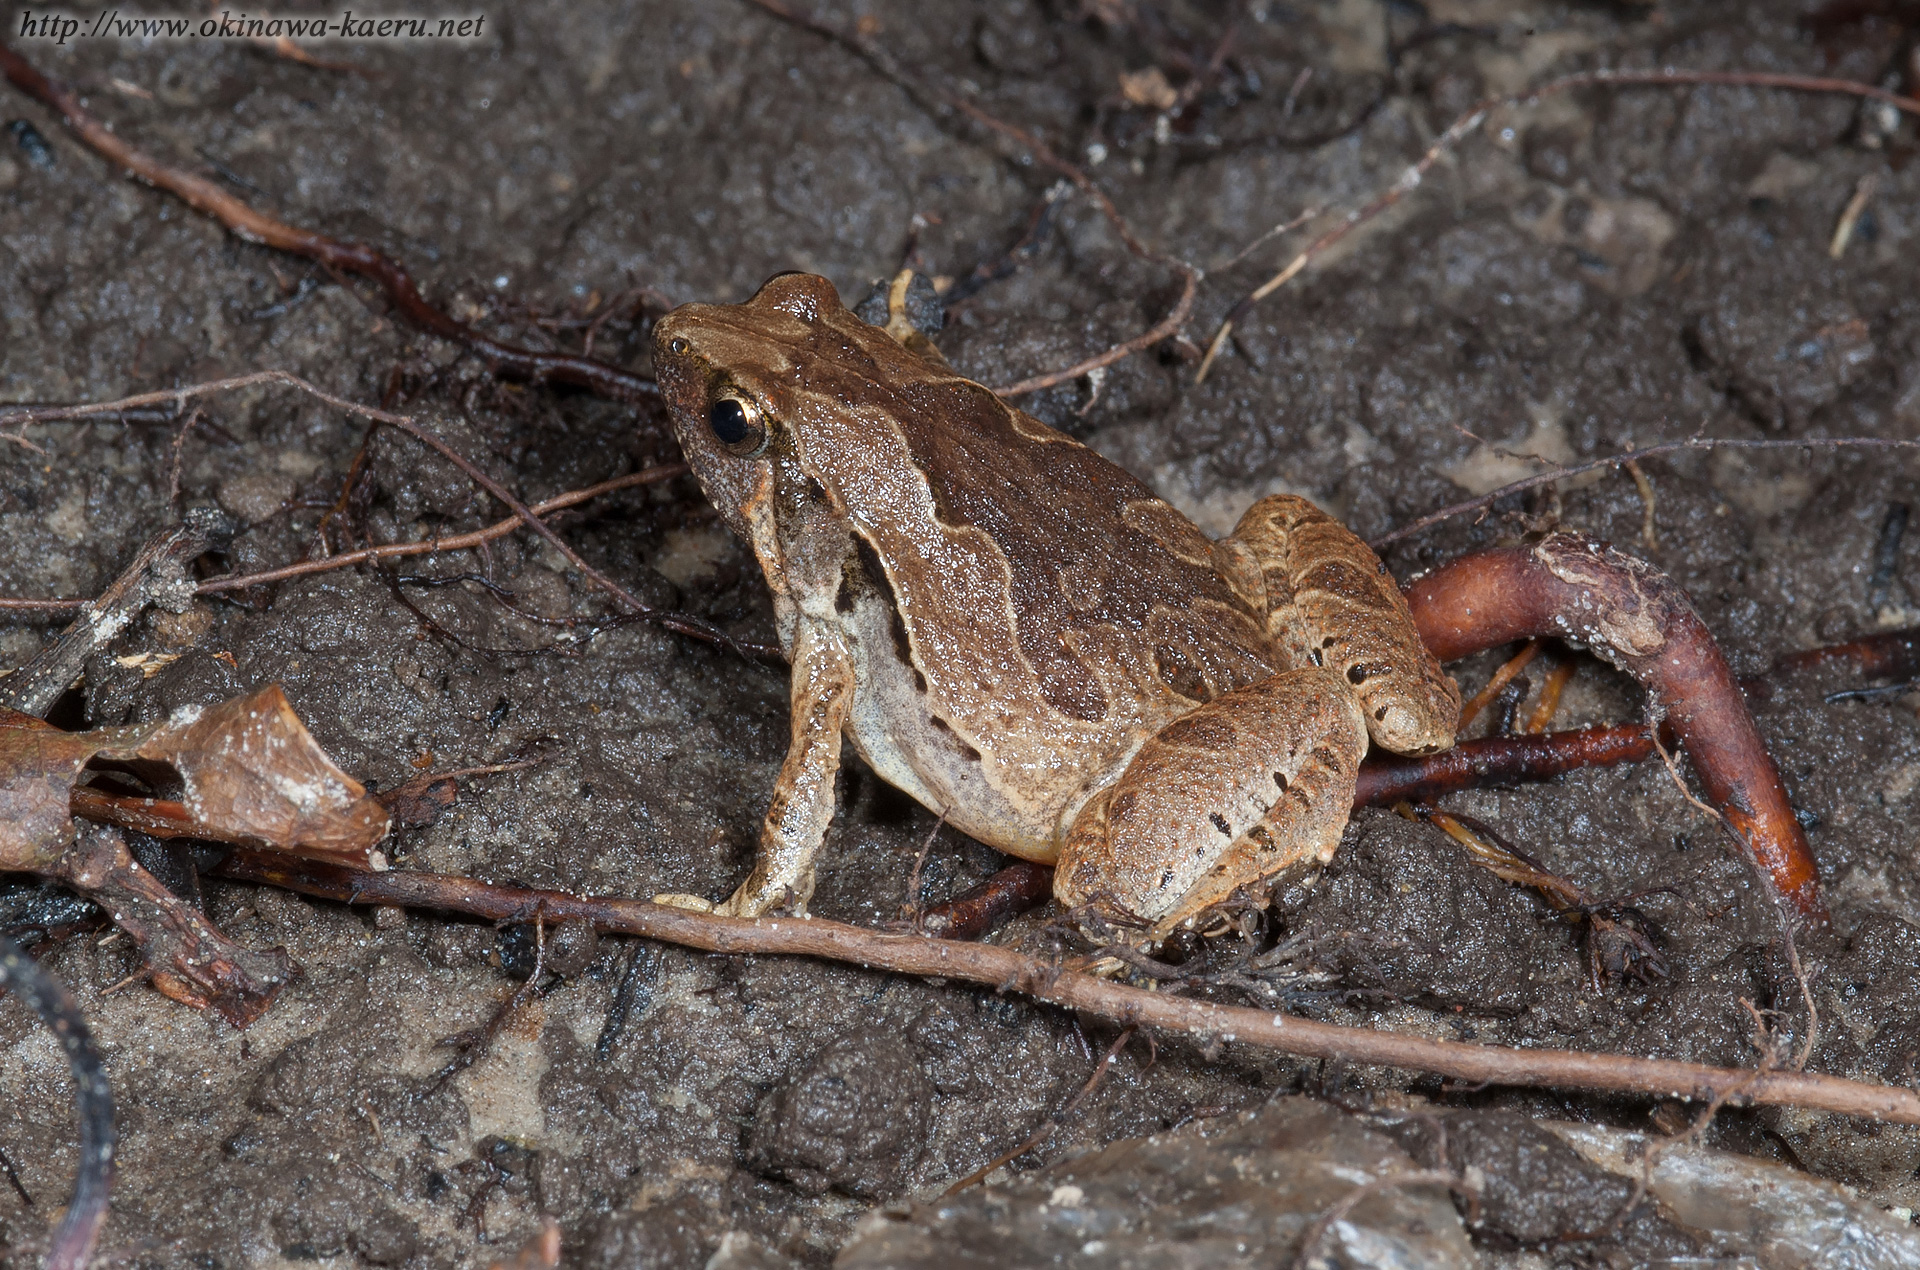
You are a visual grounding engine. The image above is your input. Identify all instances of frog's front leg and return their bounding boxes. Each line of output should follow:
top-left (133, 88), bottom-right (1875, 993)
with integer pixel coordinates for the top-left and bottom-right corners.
top-left (656, 619), bottom-right (855, 917)
top-left (1054, 668), bottom-right (1367, 935)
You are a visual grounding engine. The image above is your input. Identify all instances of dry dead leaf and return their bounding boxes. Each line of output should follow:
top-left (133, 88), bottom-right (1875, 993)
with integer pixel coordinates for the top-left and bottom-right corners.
top-left (1119, 66), bottom-right (1178, 111)
top-left (0, 684), bottom-right (383, 1026)
top-left (0, 684), bottom-right (389, 872)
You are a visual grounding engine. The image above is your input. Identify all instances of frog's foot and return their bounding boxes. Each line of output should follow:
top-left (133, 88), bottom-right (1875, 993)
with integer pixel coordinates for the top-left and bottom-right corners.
top-left (650, 892), bottom-right (722, 914)
top-left (1055, 668), bottom-right (1367, 935)
top-left (650, 874), bottom-right (812, 919)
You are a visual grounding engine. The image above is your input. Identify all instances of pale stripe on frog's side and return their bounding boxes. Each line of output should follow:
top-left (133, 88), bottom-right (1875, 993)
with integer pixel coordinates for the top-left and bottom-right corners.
top-left (651, 272), bottom-right (1457, 933)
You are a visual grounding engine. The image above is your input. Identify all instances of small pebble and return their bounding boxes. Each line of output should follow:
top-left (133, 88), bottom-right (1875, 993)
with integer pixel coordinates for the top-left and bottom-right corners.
top-left (7, 119), bottom-right (56, 169)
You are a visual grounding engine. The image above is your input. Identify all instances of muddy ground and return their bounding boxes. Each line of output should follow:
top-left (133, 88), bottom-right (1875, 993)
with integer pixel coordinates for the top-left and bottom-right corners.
top-left (2, 0), bottom-right (1919, 1265)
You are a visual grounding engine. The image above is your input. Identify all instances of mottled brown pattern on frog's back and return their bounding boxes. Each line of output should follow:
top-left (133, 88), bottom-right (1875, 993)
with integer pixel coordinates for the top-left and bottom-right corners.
top-left (881, 372), bottom-right (1274, 718)
top-left (725, 284), bottom-right (1275, 726)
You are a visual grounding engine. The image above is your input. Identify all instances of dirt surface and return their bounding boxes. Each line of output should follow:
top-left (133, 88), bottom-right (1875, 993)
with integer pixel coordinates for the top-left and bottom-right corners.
top-left (3, 0), bottom-right (1920, 1265)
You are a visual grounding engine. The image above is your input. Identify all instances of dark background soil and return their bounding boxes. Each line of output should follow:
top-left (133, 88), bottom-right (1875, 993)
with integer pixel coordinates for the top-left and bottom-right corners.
top-left (3, 0), bottom-right (1919, 1265)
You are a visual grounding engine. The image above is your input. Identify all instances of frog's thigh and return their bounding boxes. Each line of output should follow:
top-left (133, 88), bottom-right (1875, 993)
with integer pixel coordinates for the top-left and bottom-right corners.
top-left (1055, 668), bottom-right (1366, 933)
top-left (656, 621), bottom-right (856, 918)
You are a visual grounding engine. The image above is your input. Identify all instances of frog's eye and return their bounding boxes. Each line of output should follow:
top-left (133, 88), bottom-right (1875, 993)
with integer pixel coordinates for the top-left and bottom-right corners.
top-left (708, 393), bottom-right (767, 457)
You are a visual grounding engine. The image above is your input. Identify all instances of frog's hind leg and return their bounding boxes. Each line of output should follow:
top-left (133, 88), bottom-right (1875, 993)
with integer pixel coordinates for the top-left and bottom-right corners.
top-left (1226, 494), bottom-right (1460, 755)
top-left (1055, 668), bottom-right (1367, 937)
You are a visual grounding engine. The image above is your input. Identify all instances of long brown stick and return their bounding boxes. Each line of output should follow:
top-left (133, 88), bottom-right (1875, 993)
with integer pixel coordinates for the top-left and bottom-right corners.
top-left (211, 850), bottom-right (1920, 1125)
top-left (0, 42), bottom-right (656, 402)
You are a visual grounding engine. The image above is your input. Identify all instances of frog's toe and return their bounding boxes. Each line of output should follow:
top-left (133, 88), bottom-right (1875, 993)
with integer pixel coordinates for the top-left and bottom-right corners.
top-left (1071, 953), bottom-right (1132, 979)
top-left (651, 892), bottom-right (720, 913)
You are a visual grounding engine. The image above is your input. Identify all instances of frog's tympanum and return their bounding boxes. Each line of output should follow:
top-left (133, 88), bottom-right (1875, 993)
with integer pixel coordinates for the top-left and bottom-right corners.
top-left (652, 272), bottom-right (1460, 937)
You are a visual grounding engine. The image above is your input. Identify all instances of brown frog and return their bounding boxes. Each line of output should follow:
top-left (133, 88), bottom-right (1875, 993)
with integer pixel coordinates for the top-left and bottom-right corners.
top-left (652, 272), bottom-right (1459, 936)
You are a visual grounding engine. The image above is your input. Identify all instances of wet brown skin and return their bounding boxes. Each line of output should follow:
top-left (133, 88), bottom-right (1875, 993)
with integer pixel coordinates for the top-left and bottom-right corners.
top-left (652, 274), bottom-right (1457, 929)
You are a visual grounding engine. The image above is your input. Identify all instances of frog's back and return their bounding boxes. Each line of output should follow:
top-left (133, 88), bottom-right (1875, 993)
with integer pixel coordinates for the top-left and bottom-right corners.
top-left (777, 287), bottom-right (1276, 733)
top-left (880, 369), bottom-right (1274, 711)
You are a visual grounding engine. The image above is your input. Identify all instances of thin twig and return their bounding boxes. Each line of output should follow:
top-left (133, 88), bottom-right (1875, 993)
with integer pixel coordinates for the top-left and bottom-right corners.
top-left (743, 0), bottom-right (1198, 398)
top-left (165, 406), bottom-right (202, 512)
top-left (942, 1027), bottom-right (1134, 1195)
top-left (1456, 640), bottom-right (1540, 731)
top-left (1524, 658), bottom-right (1577, 734)
top-left (1197, 66), bottom-right (1920, 381)
top-left (1215, 205), bottom-right (1320, 271)
top-left (2, 463), bottom-right (688, 612)
top-left (2, 425), bottom-right (46, 454)
top-left (1651, 729), bottom-right (1820, 1069)
top-left (210, 851), bottom-right (1920, 1125)
top-left (0, 372), bottom-right (766, 657)
top-left (195, 466), bottom-right (687, 594)
top-left (1648, 726), bottom-right (1725, 827)
top-left (431, 909), bottom-right (547, 1093)
top-left (1373, 436), bottom-right (1920, 548)
top-left (1625, 459), bottom-right (1658, 550)
top-left (902, 809), bottom-right (948, 932)
top-left (1829, 174), bottom-right (1877, 260)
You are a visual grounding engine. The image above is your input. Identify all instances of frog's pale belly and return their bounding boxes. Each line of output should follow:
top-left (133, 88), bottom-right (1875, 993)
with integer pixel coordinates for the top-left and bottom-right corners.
top-left (838, 583), bottom-right (1185, 862)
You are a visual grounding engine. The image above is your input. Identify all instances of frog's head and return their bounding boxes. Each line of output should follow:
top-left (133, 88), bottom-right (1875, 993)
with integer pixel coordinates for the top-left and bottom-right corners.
top-left (653, 272), bottom-right (885, 544)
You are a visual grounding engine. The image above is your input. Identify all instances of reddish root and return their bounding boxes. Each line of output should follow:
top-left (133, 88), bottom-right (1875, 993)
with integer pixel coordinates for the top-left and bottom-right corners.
top-left (1455, 640), bottom-right (1540, 731)
top-left (1402, 533), bottom-right (1824, 922)
top-left (53, 824), bottom-right (293, 1027)
top-left (1355, 723), bottom-right (1660, 808)
top-left (1771, 627), bottom-right (1920, 681)
top-left (914, 861), bottom-right (1055, 939)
